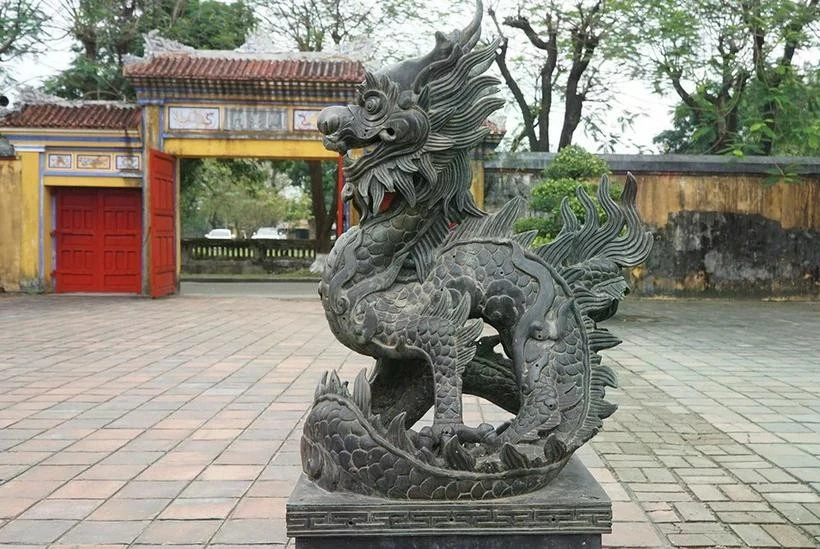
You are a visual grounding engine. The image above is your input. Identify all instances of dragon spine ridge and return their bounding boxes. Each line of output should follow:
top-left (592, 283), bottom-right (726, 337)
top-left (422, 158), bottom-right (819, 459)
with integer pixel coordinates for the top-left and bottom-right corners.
top-left (306, 0), bottom-right (653, 500)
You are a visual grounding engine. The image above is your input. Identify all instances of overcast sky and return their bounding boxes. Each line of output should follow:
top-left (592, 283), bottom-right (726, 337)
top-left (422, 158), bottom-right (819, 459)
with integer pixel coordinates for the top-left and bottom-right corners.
top-left (3, 0), bottom-right (676, 154)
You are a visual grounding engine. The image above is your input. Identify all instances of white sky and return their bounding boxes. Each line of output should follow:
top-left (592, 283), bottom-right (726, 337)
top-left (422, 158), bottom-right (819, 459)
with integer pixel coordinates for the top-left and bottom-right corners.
top-left (2, 0), bottom-right (676, 154)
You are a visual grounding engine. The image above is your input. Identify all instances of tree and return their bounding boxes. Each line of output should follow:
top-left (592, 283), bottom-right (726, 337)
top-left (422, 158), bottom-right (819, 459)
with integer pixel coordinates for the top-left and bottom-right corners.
top-left (487, 0), bottom-right (625, 152)
top-left (249, 0), bottom-right (440, 64)
top-left (270, 160), bottom-right (339, 254)
top-left (247, 0), bottom-right (441, 254)
top-left (44, 0), bottom-right (255, 100)
top-left (616, 0), bottom-right (819, 155)
top-left (180, 158), bottom-right (299, 238)
top-left (0, 0), bottom-right (46, 83)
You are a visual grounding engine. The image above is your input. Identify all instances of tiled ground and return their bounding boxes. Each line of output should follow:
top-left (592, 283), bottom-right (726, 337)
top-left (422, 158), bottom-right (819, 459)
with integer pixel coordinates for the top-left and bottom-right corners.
top-left (0, 292), bottom-right (817, 548)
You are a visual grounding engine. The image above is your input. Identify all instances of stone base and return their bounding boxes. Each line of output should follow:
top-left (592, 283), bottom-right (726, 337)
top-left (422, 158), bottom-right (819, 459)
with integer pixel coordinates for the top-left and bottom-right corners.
top-left (287, 454), bottom-right (610, 549)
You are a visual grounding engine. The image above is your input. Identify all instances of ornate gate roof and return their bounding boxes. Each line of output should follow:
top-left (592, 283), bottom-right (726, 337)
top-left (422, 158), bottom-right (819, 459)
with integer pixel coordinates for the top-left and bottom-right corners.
top-left (0, 102), bottom-right (141, 130)
top-left (124, 50), bottom-right (366, 103)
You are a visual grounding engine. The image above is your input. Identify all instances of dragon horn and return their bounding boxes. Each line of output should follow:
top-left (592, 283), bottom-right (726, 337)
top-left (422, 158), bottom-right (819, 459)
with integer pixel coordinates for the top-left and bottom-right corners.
top-left (380, 0), bottom-right (484, 92)
top-left (452, 0), bottom-right (483, 51)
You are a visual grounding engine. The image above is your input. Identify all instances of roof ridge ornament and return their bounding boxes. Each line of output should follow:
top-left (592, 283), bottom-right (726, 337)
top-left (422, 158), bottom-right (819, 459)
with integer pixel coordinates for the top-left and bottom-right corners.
top-left (9, 87), bottom-right (136, 110)
top-left (17, 86), bottom-right (63, 106)
top-left (143, 30), bottom-right (195, 57)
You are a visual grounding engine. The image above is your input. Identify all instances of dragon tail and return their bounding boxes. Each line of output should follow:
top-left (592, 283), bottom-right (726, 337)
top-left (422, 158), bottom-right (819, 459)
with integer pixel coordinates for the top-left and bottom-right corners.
top-left (539, 174), bottom-right (652, 448)
top-left (536, 173), bottom-right (653, 322)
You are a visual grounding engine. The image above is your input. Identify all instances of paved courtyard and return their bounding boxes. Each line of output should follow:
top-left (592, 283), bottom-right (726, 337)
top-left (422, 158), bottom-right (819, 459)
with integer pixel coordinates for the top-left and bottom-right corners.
top-left (0, 287), bottom-right (818, 548)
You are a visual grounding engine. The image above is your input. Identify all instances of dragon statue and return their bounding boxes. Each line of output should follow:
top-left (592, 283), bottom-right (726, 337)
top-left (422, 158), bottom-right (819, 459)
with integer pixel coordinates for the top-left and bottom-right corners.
top-left (303, 1), bottom-right (652, 500)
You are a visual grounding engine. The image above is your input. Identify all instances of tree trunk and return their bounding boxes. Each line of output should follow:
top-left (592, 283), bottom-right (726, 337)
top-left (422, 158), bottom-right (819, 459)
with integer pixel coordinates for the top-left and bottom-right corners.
top-left (309, 160), bottom-right (334, 254)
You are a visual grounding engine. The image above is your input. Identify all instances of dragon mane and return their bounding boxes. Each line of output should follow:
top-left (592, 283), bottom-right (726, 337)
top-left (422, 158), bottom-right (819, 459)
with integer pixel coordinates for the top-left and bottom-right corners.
top-left (343, 4), bottom-right (504, 227)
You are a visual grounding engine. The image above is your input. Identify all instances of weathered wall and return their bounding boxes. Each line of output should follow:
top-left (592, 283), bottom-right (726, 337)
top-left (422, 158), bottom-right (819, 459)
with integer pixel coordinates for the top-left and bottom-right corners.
top-left (0, 159), bottom-right (22, 292)
top-left (484, 154), bottom-right (820, 297)
top-left (632, 173), bottom-right (817, 230)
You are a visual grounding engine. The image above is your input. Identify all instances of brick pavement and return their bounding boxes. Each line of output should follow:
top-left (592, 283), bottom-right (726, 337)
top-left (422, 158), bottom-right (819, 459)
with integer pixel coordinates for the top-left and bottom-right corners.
top-left (0, 292), bottom-right (817, 548)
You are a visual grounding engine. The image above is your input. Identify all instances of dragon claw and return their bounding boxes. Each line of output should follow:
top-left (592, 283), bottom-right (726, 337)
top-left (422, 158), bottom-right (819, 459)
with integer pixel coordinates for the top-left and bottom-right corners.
top-left (424, 422), bottom-right (496, 448)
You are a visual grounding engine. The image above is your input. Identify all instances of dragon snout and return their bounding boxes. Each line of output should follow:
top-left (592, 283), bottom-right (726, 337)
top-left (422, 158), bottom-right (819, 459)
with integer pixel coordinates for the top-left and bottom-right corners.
top-left (317, 106), bottom-right (349, 135)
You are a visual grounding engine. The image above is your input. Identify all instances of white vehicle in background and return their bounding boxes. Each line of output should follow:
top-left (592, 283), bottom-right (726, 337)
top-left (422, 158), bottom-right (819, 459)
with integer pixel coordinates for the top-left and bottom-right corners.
top-left (204, 228), bottom-right (234, 239)
top-left (251, 226), bottom-right (287, 239)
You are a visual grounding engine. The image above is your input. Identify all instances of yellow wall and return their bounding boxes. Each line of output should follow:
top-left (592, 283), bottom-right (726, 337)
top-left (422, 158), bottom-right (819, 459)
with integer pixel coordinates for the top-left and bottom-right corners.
top-left (18, 151), bottom-right (41, 289)
top-left (144, 106), bottom-right (161, 150)
top-left (143, 105), bottom-right (161, 295)
top-left (175, 159), bottom-right (182, 278)
top-left (0, 159), bottom-right (23, 291)
top-left (628, 173), bottom-right (820, 230)
top-left (44, 176), bottom-right (141, 188)
top-left (163, 138), bottom-right (338, 160)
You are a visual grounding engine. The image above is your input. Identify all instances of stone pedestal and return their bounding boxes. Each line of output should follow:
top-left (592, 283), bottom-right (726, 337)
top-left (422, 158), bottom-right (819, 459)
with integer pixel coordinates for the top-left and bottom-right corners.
top-left (287, 455), bottom-right (610, 549)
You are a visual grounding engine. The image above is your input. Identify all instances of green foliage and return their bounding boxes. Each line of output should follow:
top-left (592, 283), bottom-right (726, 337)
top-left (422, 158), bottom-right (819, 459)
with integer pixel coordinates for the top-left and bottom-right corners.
top-left (615, 0), bottom-right (819, 156)
top-left (180, 158), bottom-right (299, 238)
top-left (160, 0), bottom-right (255, 50)
top-left (179, 158), bottom-right (330, 240)
top-left (515, 146), bottom-right (617, 242)
top-left (273, 160), bottom-right (337, 210)
top-left (656, 70), bottom-right (820, 156)
top-left (44, 55), bottom-right (132, 100)
top-left (0, 0), bottom-right (45, 67)
top-left (45, 0), bottom-right (256, 100)
top-left (542, 145), bottom-right (610, 181)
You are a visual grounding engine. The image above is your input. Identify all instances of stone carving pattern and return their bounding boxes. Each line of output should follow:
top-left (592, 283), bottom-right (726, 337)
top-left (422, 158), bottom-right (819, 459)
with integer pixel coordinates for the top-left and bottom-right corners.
top-left (287, 507), bottom-right (611, 534)
top-left (301, 0), bottom-right (653, 501)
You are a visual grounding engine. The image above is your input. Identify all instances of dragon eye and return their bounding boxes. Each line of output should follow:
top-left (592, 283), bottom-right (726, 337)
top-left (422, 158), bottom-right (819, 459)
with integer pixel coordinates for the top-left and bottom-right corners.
top-left (364, 96), bottom-right (381, 113)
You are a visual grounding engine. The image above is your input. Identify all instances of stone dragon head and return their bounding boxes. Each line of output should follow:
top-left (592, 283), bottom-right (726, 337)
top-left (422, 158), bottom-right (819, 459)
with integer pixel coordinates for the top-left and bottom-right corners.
top-left (317, 1), bottom-right (503, 222)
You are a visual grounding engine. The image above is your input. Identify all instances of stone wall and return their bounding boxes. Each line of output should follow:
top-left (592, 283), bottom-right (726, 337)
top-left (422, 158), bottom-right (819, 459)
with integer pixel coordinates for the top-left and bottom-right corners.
top-left (484, 154), bottom-right (820, 297)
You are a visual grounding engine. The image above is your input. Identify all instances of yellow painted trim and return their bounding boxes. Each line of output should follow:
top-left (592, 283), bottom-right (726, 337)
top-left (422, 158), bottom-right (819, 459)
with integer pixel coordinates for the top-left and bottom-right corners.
top-left (144, 106), bottom-right (161, 150)
top-left (1, 128), bottom-right (139, 137)
top-left (42, 187), bottom-right (54, 288)
top-left (18, 151), bottom-right (40, 282)
top-left (163, 138), bottom-right (339, 160)
top-left (175, 159), bottom-right (182, 278)
top-left (44, 176), bottom-right (142, 188)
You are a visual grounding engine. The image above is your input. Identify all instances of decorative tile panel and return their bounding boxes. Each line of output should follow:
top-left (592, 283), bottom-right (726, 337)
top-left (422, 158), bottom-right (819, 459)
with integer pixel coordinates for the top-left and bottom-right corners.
top-left (76, 154), bottom-right (111, 170)
top-left (48, 154), bottom-right (72, 169)
top-left (116, 155), bottom-right (141, 170)
top-left (293, 109), bottom-right (322, 131)
top-left (168, 107), bottom-right (220, 130)
top-left (224, 107), bottom-right (287, 131)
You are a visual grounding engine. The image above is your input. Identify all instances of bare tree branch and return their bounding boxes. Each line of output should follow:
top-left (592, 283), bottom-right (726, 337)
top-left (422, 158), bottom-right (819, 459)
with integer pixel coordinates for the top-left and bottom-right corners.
top-left (488, 5), bottom-right (539, 150)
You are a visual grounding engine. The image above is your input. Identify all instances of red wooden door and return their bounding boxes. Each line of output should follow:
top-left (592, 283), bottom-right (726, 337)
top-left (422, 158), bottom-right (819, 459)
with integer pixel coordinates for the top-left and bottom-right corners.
top-left (149, 149), bottom-right (177, 297)
top-left (55, 189), bottom-right (97, 292)
top-left (100, 190), bottom-right (142, 292)
top-left (55, 188), bottom-right (141, 293)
